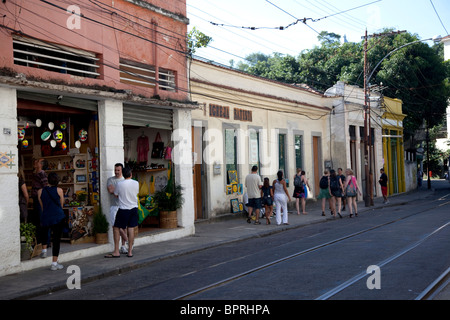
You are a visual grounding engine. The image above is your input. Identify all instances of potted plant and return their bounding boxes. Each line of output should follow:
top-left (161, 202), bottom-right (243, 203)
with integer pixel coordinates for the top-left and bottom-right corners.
top-left (92, 205), bottom-right (109, 244)
top-left (76, 191), bottom-right (88, 206)
top-left (153, 182), bottom-right (184, 228)
top-left (20, 223), bottom-right (36, 260)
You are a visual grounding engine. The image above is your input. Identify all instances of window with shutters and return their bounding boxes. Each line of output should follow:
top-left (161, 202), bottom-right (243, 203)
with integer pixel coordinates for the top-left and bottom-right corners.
top-left (13, 36), bottom-right (100, 78)
top-left (119, 59), bottom-right (156, 88)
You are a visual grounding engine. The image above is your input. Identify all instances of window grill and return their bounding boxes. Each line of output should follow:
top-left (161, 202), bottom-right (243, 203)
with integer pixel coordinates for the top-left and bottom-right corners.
top-left (119, 60), bottom-right (176, 92)
top-left (119, 60), bottom-right (156, 88)
top-left (13, 36), bottom-right (100, 78)
top-left (158, 68), bottom-right (176, 92)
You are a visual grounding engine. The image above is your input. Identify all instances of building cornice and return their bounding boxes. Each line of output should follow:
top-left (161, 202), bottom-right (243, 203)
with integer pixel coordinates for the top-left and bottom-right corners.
top-left (124, 0), bottom-right (189, 24)
top-left (0, 75), bottom-right (198, 109)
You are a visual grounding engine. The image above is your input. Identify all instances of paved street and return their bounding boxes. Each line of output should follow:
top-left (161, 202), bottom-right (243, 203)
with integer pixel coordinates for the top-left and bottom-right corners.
top-left (18, 179), bottom-right (449, 302)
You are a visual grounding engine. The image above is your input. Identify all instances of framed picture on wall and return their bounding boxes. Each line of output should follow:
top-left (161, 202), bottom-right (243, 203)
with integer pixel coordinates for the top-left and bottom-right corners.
top-left (228, 170), bottom-right (238, 184)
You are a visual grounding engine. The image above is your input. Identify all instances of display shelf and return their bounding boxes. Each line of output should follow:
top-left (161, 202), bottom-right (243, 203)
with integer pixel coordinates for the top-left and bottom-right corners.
top-left (135, 168), bottom-right (167, 173)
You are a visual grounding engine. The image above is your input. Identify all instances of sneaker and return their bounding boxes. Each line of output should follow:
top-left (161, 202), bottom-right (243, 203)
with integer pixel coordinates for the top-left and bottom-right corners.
top-left (50, 263), bottom-right (64, 271)
top-left (119, 246), bottom-right (128, 254)
top-left (40, 251), bottom-right (47, 259)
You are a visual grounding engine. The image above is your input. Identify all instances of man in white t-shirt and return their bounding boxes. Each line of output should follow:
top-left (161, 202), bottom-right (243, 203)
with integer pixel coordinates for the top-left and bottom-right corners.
top-left (107, 163), bottom-right (127, 254)
top-left (245, 165), bottom-right (263, 224)
top-left (105, 166), bottom-right (139, 258)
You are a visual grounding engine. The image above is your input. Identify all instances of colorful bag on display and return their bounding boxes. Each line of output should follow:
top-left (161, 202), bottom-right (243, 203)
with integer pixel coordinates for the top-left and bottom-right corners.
top-left (164, 146), bottom-right (172, 160)
top-left (151, 132), bottom-right (164, 159)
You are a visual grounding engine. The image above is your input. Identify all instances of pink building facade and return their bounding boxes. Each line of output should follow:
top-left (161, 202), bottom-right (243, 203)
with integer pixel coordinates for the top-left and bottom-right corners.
top-left (0, 0), bottom-right (196, 276)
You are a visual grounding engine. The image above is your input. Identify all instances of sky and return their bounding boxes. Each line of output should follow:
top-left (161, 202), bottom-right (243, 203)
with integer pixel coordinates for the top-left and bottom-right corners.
top-left (186, 0), bottom-right (450, 66)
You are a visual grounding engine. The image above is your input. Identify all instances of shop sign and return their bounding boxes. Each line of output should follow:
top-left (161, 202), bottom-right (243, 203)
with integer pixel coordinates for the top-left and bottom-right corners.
top-left (234, 108), bottom-right (252, 122)
top-left (209, 104), bottom-right (230, 119)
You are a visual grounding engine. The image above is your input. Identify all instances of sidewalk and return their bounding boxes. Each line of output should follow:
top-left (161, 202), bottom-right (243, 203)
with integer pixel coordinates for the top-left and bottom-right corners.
top-left (0, 188), bottom-right (436, 300)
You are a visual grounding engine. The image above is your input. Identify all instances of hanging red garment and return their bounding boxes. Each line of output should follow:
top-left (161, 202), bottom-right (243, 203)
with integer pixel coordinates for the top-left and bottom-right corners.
top-left (137, 135), bottom-right (149, 163)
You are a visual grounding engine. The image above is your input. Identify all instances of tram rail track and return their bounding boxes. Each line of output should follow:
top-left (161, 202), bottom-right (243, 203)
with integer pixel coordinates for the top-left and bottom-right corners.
top-left (415, 266), bottom-right (450, 300)
top-left (174, 197), bottom-right (450, 300)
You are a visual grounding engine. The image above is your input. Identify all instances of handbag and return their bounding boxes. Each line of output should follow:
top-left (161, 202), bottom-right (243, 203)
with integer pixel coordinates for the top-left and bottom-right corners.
top-left (346, 177), bottom-right (357, 197)
top-left (164, 146), bottom-right (172, 160)
top-left (151, 132), bottom-right (164, 159)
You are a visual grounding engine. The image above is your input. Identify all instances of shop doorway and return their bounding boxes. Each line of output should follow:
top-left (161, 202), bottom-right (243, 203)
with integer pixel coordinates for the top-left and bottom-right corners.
top-left (192, 125), bottom-right (207, 220)
top-left (17, 95), bottom-right (99, 247)
top-left (313, 136), bottom-right (321, 197)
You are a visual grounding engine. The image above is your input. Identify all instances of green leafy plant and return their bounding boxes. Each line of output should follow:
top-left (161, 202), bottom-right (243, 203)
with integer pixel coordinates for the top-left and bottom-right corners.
top-left (187, 27), bottom-right (212, 55)
top-left (153, 182), bottom-right (184, 211)
top-left (20, 223), bottom-right (36, 251)
top-left (92, 206), bottom-right (109, 234)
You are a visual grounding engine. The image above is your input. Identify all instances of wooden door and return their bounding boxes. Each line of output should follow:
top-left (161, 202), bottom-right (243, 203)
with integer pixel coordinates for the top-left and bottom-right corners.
top-left (313, 136), bottom-right (320, 197)
top-left (192, 126), bottom-right (203, 220)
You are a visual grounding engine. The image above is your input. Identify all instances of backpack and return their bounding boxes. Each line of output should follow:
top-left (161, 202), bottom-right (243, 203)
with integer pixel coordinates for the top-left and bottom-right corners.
top-left (294, 175), bottom-right (302, 188)
top-left (320, 176), bottom-right (328, 189)
top-left (329, 176), bottom-right (339, 191)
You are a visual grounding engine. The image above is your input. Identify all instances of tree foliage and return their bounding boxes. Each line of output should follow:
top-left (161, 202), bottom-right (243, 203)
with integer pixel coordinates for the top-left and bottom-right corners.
top-left (236, 30), bottom-right (449, 138)
top-left (187, 27), bottom-right (212, 55)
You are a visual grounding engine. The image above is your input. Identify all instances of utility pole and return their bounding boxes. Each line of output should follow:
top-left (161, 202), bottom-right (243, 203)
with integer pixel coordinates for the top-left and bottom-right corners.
top-left (362, 29), bottom-right (406, 207)
top-left (363, 30), bottom-right (370, 207)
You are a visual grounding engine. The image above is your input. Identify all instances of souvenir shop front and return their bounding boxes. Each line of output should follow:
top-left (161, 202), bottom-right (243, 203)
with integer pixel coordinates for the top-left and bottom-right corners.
top-left (17, 92), bottom-right (101, 250)
top-left (122, 104), bottom-right (175, 230)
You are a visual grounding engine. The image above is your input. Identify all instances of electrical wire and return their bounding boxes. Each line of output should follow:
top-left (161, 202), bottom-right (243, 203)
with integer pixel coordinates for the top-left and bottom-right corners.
top-left (38, 0), bottom-right (188, 55)
top-left (429, 0), bottom-right (449, 36)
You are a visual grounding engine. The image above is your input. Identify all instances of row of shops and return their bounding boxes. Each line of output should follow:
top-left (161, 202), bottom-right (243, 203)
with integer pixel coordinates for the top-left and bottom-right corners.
top-left (1, 59), bottom-right (413, 276)
top-left (1, 83), bottom-right (195, 275)
top-left (17, 91), bottom-right (177, 239)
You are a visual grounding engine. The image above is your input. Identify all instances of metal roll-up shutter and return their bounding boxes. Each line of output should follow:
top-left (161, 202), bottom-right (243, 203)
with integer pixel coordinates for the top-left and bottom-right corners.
top-left (123, 104), bottom-right (173, 130)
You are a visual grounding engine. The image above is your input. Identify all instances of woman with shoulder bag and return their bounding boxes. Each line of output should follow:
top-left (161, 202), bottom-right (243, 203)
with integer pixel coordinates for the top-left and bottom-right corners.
top-left (38, 172), bottom-right (66, 271)
top-left (343, 168), bottom-right (362, 218)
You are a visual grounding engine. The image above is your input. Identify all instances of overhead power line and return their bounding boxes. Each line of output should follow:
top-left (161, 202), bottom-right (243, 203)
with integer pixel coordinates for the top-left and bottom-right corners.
top-left (429, 0), bottom-right (449, 35)
top-left (207, 0), bottom-right (381, 34)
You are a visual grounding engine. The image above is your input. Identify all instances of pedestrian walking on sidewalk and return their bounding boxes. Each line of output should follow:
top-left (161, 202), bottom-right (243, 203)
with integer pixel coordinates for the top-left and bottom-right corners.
top-left (245, 166), bottom-right (263, 224)
top-left (293, 169), bottom-right (310, 215)
top-left (379, 168), bottom-right (389, 204)
top-left (273, 170), bottom-right (291, 225)
top-left (261, 177), bottom-right (274, 224)
top-left (107, 163), bottom-right (128, 254)
top-left (37, 172), bottom-right (65, 271)
top-left (105, 166), bottom-right (139, 258)
top-left (338, 168), bottom-right (346, 211)
top-left (344, 168), bottom-right (362, 218)
top-left (329, 170), bottom-right (343, 218)
top-left (318, 170), bottom-right (332, 216)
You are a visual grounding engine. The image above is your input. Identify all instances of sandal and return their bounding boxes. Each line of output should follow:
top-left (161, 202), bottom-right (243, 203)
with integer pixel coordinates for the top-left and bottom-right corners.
top-left (254, 221), bottom-right (261, 225)
top-left (104, 254), bottom-right (120, 258)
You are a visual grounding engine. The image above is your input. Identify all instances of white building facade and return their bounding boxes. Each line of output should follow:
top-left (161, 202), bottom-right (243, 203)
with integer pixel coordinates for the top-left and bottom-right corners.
top-left (189, 59), bottom-right (334, 219)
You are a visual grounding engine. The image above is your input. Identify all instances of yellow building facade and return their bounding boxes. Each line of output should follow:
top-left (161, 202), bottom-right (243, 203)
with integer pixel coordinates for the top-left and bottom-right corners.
top-left (381, 97), bottom-right (406, 195)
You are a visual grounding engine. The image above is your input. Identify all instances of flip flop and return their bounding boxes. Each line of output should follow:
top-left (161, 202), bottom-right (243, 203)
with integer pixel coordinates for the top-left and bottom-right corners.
top-left (127, 254), bottom-right (133, 258)
top-left (104, 254), bottom-right (120, 258)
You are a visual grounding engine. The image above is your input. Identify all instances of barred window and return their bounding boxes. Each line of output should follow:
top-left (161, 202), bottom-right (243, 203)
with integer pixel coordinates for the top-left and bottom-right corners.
top-left (13, 36), bottom-right (100, 78)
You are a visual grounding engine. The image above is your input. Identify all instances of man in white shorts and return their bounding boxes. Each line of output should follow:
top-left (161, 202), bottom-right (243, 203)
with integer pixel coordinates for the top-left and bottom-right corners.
top-left (105, 167), bottom-right (139, 258)
top-left (107, 163), bottom-right (128, 254)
